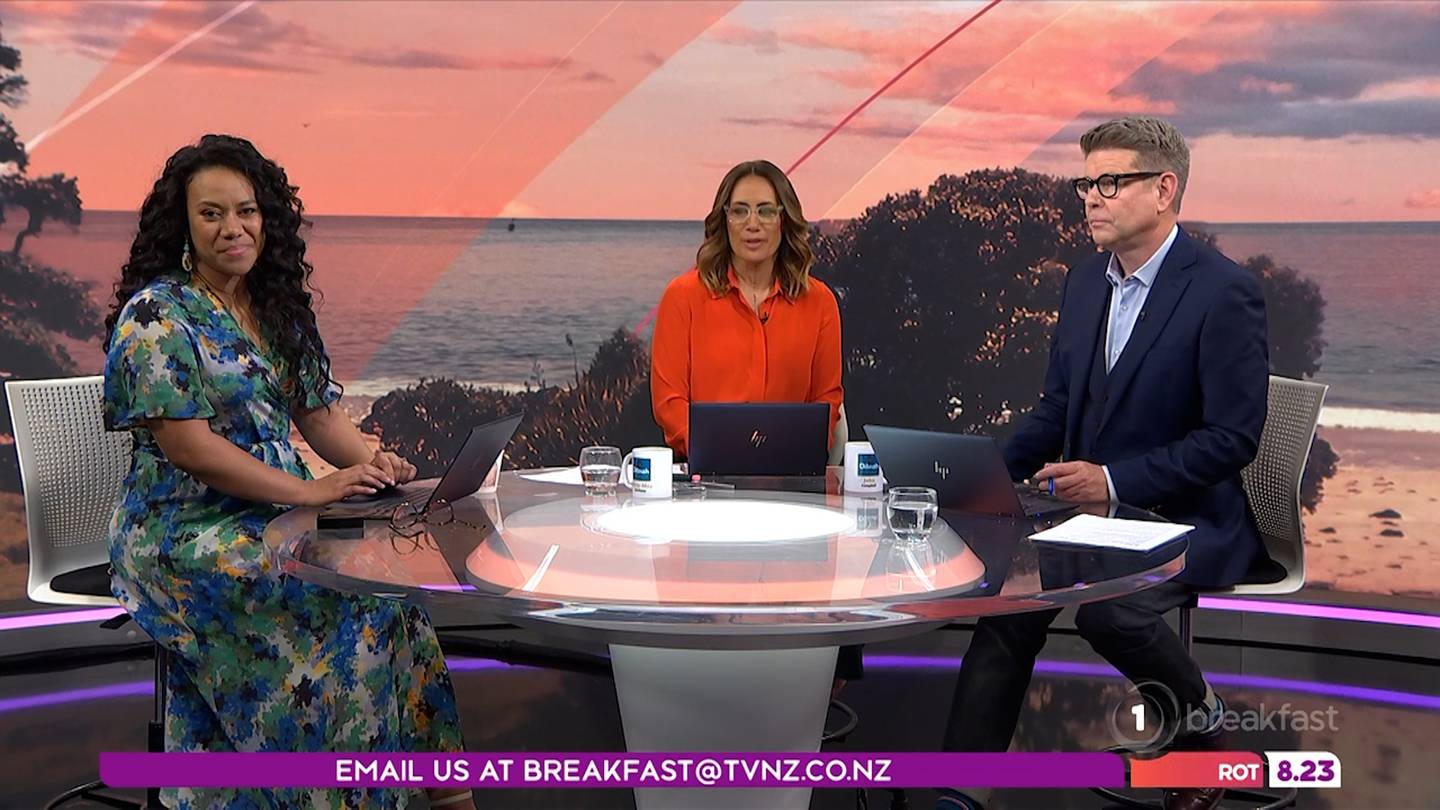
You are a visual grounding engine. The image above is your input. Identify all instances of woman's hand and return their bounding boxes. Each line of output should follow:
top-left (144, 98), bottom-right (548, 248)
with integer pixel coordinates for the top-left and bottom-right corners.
top-left (300, 462), bottom-right (391, 506)
top-left (369, 450), bottom-right (417, 486)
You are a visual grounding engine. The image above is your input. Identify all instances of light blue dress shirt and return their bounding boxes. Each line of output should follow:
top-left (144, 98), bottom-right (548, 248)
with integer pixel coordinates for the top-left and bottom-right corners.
top-left (1100, 224), bottom-right (1180, 502)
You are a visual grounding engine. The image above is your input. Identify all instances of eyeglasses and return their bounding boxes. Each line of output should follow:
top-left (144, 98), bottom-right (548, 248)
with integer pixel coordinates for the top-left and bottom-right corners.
top-left (1072, 172), bottom-right (1163, 199)
top-left (387, 498), bottom-right (480, 555)
top-left (726, 203), bottom-right (782, 224)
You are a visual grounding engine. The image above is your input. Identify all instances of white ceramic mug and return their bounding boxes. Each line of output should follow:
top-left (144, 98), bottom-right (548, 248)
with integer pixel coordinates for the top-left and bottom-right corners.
top-left (621, 446), bottom-right (673, 499)
top-left (477, 450), bottom-right (504, 494)
top-left (843, 441), bottom-right (885, 494)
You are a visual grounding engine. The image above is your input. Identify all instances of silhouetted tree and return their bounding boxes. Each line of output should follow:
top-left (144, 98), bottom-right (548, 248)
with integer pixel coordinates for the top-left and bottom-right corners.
top-left (815, 168), bottom-right (1337, 507)
top-left (363, 329), bottom-right (651, 474)
top-left (361, 378), bottom-right (524, 477)
top-left (6, 172), bottom-right (81, 255)
top-left (816, 168), bottom-right (1093, 436)
top-left (0, 24), bottom-right (99, 491)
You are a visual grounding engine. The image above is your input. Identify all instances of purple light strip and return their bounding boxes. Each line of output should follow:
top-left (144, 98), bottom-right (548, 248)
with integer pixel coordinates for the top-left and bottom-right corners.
top-left (866, 655), bottom-right (1440, 711)
top-left (0, 606), bottom-right (125, 632)
top-left (5, 655), bottom-right (1436, 717)
top-left (442, 657), bottom-right (532, 672)
top-left (5, 599), bottom-right (1437, 635)
top-left (1203, 672), bottom-right (1440, 710)
top-left (1197, 596), bottom-right (1440, 630)
top-left (0, 680), bottom-right (151, 714)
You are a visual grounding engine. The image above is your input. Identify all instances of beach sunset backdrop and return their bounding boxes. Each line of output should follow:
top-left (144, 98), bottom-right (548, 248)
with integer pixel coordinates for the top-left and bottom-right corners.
top-left (2, 0), bottom-right (1437, 611)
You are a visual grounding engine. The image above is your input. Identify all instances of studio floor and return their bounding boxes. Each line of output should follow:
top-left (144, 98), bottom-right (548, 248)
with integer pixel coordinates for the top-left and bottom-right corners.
top-left (4, 619), bottom-right (1438, 810)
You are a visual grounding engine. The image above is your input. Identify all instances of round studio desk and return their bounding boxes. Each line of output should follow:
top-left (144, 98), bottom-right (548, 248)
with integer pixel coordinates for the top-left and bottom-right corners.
top-left (266, 468), bottom-right (1185, 810)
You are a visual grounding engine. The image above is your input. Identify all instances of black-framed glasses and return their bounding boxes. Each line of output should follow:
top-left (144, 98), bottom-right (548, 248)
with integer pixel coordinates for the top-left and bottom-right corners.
top-left (1072, 172), bottom-right (1163, 199)
top-left (726, 203), bottom-right (782, 224)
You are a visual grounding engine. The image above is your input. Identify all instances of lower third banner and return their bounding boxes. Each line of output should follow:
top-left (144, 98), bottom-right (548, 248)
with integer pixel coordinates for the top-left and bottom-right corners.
top-left (99, 752), bottom-right (1126, 789)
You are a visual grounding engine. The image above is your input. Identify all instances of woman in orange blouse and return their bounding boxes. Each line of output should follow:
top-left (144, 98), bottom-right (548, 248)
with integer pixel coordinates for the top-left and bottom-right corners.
top-left (651, 159), bottom-right (843, 456)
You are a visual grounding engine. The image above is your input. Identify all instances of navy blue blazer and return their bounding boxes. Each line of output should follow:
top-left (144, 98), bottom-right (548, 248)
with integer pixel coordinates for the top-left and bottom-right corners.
top-left (1004, 226), bottom-right (1269, 588)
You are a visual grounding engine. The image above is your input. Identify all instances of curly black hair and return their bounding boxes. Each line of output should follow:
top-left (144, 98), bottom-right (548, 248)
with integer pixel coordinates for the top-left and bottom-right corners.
top-left (103, 133), bottom-right (340, 405)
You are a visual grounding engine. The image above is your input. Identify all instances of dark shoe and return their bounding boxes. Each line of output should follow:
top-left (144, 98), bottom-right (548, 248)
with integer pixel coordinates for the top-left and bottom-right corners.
top-left (1173, 694), bottom-right (1226, 750)
top-left (1162, 786), bottom-right (1224, 810)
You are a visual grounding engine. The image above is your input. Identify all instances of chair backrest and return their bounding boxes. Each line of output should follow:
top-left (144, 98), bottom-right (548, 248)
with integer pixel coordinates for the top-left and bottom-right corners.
top-left (828, 403), bottom-right (849, 466)
top-left (1237, 375), bottom-right (1328, 595)
top-left (5, 376), bottom-right (132, 605)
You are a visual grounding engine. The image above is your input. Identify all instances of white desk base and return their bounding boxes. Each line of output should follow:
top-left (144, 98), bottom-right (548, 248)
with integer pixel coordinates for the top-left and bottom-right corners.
top-left (609, 644), bottom-right (839, 810)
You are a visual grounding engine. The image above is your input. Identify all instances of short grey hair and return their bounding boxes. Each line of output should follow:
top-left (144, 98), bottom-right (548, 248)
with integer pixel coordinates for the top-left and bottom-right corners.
top-left (1080, 116), bottom-right (1190, 213)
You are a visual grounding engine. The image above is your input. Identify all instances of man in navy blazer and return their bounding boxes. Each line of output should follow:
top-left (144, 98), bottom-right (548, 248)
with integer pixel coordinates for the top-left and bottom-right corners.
top-left (938, 117), bottom-right (1268, 810)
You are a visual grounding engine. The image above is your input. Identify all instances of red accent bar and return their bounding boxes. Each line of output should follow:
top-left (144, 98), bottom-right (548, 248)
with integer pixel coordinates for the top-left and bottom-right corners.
top-left (1130, 752), bottom-right (1264, 789)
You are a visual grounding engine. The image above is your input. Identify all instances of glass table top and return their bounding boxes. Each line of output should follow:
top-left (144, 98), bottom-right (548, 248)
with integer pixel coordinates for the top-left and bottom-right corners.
top-left (267, 469), bottom-right (1187, 647)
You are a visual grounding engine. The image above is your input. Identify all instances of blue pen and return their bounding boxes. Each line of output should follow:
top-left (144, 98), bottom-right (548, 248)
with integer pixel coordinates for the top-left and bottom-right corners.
top-left (1048, 478), bottom-right (1055, 496)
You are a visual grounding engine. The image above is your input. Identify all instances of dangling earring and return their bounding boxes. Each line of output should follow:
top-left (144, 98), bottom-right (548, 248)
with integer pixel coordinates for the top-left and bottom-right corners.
top-left (181, 241), bottom-right (194, 273)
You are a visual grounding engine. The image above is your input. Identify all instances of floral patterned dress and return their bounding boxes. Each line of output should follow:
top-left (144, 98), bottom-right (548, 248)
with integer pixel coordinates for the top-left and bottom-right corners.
top-left (103, 272), bottom-right (464, 809)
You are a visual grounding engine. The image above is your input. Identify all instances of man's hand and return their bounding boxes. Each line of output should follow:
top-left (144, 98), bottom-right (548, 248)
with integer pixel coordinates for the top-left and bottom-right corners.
top-left (1034, 460), bottom-right (1111, 504)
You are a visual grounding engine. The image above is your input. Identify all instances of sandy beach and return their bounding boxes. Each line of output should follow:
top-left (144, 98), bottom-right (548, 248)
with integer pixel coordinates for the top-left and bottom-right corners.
top-left (0, 491), bottom-right (29, 603)
top-left (1301, 426), bottom-right (1440, 600)
top-left (1, 411), bottom-right (1437, 606)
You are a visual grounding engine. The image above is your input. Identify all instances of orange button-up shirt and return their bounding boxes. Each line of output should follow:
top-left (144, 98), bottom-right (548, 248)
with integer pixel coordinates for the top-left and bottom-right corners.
top-left (650, 267), bottom-right (843, 455)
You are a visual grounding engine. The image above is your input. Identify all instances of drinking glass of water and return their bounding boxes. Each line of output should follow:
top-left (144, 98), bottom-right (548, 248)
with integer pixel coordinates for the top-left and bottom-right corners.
top-left (886, 486), bottom-right (938, 545)
top-left (579, 445), bottom-right (622, 495)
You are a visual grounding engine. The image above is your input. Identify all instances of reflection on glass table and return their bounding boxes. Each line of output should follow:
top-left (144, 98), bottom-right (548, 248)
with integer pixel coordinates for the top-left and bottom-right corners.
top-left (269, 469), bottom-right (1185, 810)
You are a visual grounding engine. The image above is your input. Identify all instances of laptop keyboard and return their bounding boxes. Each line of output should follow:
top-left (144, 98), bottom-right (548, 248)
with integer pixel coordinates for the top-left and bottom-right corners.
top-left (342, 485), bottom-right (431, 515)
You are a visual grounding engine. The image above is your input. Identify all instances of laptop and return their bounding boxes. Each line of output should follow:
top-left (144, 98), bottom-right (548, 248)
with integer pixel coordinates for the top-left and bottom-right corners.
top-left (343, 412), bottom-right (523, 512)
top-left (688, 402), bottom-right (829, 476)
top-left (864, 424), bottom-right (1075, 519)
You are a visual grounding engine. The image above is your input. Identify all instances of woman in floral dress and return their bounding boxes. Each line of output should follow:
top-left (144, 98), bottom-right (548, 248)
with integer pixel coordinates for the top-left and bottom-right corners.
top-left (102, 134), bottom-right (473, 809)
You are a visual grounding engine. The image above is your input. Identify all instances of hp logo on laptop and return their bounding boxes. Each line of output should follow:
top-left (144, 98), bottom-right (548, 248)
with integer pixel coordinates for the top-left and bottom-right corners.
top-left (750, 430), bottom-right (768, 448)
top-left (933, 461), bottom-right (950, 479)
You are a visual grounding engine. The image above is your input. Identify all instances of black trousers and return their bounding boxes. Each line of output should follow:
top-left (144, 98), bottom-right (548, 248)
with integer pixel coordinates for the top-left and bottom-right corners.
top-left (941, 582), bottom-right (1207, 753)
top-left (837, 644), bottom-right (864, 680)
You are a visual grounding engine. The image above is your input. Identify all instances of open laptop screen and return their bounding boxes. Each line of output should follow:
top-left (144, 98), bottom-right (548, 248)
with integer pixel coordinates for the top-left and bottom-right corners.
top-left (864, 424), bottom-right (1070, 519)
top-left (429, 412), bottom-right (524, 507)
top-left (688, 402), bottom-right (829, 476)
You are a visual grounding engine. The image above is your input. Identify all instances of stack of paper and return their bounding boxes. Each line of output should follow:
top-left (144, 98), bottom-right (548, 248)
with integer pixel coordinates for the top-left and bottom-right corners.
top-left (1029, 513), bottom-right (1193, 552)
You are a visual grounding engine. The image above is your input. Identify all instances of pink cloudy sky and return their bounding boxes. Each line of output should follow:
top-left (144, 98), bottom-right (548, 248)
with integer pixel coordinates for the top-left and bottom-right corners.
top-left (5, 0), bottom-right (1440, 222)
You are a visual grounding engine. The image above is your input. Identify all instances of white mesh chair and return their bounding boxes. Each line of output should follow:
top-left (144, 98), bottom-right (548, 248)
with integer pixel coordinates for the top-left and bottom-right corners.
top-left (6, 376), bottom-right (131, 605)
top-left (7, 376), bottom-right (155, 809)
top-left (1232, 376), bottom-right (1329, 595)
top-left (1178, 375), bottom-right (1329, 647)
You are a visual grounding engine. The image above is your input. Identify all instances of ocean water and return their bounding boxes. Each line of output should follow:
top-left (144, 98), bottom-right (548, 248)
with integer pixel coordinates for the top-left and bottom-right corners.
top-left (23, 213), bottom-right (1440, 429)
top-left (358, 218), bottom-right (700, 393)
top-left (1207, 221), bottom-right (1440, 418)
